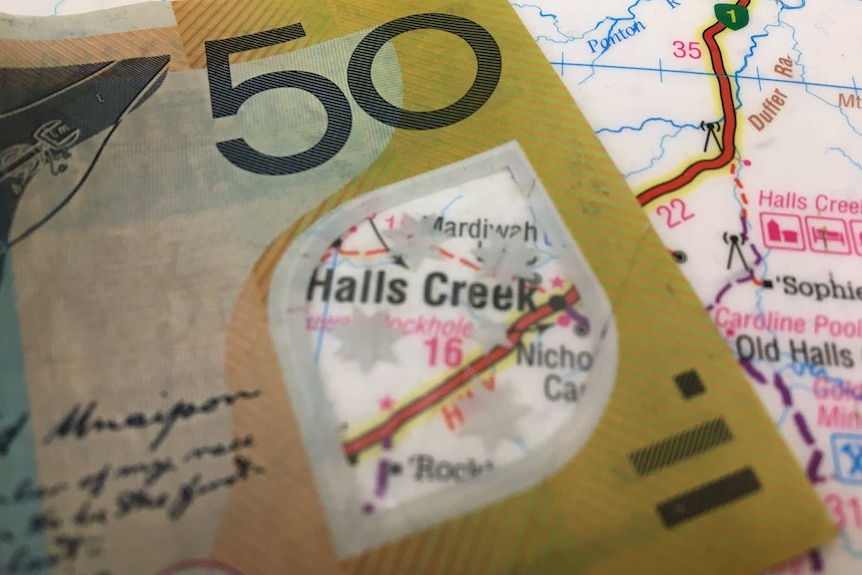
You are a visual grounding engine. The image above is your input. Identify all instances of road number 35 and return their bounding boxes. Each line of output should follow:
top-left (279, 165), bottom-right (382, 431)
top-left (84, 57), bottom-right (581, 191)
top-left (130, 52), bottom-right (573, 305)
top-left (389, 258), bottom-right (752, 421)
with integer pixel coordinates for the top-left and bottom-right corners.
top-left (671, 40), bottom-right (702, 59)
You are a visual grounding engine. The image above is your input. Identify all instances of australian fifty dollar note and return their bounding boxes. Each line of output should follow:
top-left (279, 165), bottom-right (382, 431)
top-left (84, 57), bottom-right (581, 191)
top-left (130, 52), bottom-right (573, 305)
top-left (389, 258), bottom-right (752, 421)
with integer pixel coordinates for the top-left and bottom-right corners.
top-left (0, 0), bottom-right (837, 574)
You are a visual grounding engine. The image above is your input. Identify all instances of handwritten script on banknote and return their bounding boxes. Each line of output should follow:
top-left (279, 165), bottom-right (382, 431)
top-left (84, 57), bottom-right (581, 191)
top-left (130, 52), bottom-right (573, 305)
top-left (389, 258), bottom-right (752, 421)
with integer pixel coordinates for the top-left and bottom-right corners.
top-left (0, 390), bottom-right (265, 575)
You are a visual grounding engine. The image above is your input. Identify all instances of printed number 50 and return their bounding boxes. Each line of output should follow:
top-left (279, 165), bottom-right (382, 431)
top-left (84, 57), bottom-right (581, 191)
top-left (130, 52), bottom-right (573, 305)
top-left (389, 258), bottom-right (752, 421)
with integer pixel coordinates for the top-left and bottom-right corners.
top-left (672, 41), bottom-right (702, 59)
top-left (204, 15), bottom-right (501, 176)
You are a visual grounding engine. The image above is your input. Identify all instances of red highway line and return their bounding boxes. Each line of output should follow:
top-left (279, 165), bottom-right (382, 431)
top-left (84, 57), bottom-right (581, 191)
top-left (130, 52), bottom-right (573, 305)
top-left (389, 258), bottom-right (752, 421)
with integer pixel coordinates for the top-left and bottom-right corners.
top-left (342, 286), bottom-right (581, 459)
top-left (636, 0), bottom-right (751, 207)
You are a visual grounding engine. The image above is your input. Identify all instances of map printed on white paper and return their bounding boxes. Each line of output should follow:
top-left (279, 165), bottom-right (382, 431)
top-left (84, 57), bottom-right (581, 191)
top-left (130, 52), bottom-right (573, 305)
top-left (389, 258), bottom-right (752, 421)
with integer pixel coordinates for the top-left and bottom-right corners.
top-left (3, 0), bottom-right (861, 572)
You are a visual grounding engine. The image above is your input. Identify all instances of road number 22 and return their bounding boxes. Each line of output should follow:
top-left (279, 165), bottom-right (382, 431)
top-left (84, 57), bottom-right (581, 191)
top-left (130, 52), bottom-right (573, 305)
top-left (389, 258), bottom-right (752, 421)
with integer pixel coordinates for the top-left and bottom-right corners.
top-left (204, 14), bottom-right (501, 176)
top-left (656, 198), bottom-right (694, 228)
top-left (672, 41), bottom-right (702, 59)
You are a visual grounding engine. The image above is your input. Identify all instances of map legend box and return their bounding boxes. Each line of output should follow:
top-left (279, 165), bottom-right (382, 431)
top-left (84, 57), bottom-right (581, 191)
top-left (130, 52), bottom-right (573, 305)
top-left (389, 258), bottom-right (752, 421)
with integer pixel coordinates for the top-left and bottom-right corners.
top-left (806, 216), bottom-right (851, 255)
top-left (850, 220), bottom-right (862, 256)
top-left (760, 213), bottom-right (805, 251)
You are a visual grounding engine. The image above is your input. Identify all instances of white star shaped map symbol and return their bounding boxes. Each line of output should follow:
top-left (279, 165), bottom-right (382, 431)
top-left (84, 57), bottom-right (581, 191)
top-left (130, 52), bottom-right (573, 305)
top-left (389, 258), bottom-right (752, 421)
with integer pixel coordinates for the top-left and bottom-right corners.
top-left (469, 318), bottom-right (512, 352)
top-left (384, 213), bottom-right (445, 269)
top-left (333, 307), bottom-right (403, 373)
top-left (455, 379), bottom-right (531, 455)
top-left (472, 239), bottom-right (537, 281)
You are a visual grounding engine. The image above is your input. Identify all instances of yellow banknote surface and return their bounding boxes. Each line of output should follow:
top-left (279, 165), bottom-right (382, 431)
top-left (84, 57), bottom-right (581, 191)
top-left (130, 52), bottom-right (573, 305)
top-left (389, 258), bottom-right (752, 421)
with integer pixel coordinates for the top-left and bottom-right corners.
top-left (0, 0), bottom-right (837, 574)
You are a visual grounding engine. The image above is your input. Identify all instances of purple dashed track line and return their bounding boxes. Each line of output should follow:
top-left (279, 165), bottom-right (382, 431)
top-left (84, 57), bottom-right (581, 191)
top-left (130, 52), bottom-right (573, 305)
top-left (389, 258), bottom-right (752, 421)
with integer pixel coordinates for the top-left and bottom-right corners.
top-left (375, 460), bottom-right (389, 498)
top-left (565, 305), bottom-right (590, 329)
top-left (739, 357), bottom-right (767, 383)
top-left (810, 549), bottom-right (824, 572)
top-left (715, 282), bottom-right (733, 304)
top-left (807, 449), bottom-right (826, 484)
top-left (736, 269), bottom-right (755, 284)
top-left (750, 244), bottom-right (763, 266)
top-left (793, 412), bottom-right (815, 446)
top-left (773, 373), bottom-right (792, 406)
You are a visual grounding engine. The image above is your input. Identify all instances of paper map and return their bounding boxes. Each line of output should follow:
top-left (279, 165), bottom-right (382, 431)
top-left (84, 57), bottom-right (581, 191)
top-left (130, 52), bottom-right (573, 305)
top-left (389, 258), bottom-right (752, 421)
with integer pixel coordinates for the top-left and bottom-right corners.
top-left (511, 2), bottom-right (862, 573)
top-left (1, 0), bottom-right (859, 573)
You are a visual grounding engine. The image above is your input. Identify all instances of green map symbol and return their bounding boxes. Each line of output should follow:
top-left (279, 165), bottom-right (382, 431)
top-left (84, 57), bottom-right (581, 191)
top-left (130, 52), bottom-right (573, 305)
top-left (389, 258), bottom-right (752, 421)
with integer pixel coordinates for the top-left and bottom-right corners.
top-left (715, 3), bottom-right (750, 30)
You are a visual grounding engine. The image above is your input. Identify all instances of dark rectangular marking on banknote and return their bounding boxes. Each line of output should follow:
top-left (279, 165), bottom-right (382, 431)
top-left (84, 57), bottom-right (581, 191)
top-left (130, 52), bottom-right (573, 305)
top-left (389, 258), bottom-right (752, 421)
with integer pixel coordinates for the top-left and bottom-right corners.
top-left (656, 467), bottom-right (762, 529)
top-left (673, 369), bottom-right (706, 399)
top-left (629, 418), bottom-right (733, 477)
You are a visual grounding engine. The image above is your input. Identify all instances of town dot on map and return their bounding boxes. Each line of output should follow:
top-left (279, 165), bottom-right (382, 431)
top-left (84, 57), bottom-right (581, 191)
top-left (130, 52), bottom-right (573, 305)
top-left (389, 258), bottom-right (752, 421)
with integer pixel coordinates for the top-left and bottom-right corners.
top-left (548, 295), bottom-right (567, 311)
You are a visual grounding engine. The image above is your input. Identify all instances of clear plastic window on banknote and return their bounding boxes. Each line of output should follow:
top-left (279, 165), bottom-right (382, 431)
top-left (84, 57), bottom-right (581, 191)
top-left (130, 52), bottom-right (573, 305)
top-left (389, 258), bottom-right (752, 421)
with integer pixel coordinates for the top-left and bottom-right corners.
top-left (268, 144), bottom-right (619, 557)
top-left (0, 0), bottom-right (845, 574)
